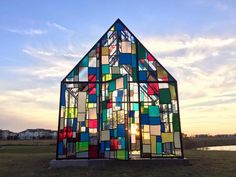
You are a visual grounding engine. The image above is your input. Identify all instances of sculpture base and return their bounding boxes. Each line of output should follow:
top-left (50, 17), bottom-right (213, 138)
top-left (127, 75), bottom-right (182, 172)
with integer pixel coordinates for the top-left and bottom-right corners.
top-left (50, 158), bottom-right (190, 168)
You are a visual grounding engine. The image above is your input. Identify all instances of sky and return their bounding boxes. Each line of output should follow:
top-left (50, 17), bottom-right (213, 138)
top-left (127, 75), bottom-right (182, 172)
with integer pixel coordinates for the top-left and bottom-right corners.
top-left (0, 0), bottom-right (235, 135)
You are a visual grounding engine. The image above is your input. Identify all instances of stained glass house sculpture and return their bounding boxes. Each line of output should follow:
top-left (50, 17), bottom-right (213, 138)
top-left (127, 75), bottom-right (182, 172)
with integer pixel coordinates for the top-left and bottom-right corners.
top-left (57, 19), bottom-right (184, 160)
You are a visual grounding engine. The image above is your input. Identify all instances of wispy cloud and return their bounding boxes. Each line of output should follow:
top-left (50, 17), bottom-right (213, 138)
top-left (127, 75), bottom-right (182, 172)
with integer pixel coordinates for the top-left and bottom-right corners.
top-left (19, 44), bottom-right (89, 79)
top-left (142, 35), bottom-right (236, 134)
top-left (46, 22), bottom-right (72, 32)
top-left (7, 28), bottom-right (48, 35)
top-left (0, 86), bottom-right (59, 131)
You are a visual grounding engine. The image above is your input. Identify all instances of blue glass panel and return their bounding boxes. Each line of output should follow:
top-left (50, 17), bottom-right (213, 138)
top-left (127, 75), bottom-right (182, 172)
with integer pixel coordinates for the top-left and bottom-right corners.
top-left (156, 136), bottom-right (162, 142)
top-left (100, 141), bottom-right (105, 152)
top-left (149, 117), bottom-right (161, 125)
top-left (117, 124), bottom-right (125, 137)
top-left (80, 132), bottom-right (89, 141)
top-left (119, 53), bottom-right (132, 65)
top-left (88, 67), bottom-right (97, 74)
top-left (60, 84), bottom-right (66, 106)
top-left (105, 141), bottom-right (110, 151)
top-left (81, 121), bottom-right (86, 127)
top-left (141, 114), bottom-right (149, 124)
top-left (58, 141), bottom-right (64, 155)
top-left (129, 111), bottom-right (135, 117)
top-left (161, 123), bottom-right (165, 132)
top-left (110, 129), bottom-right (114, 138)
top-left (88, 94), bottom-right (97, 103)
top-left (139, 71), bottom-right (147, 81)
top-left (72, 118), bottom-right (77, 131)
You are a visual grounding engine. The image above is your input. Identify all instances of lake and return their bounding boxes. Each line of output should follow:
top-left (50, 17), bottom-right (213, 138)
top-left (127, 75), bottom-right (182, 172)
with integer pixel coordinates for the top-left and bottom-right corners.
top-left (197, 145), bottom-right (236, 151)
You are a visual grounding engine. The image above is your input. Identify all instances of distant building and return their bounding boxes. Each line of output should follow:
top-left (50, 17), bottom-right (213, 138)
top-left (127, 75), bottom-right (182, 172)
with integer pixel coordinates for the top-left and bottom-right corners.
top-left (0, 129), bottom-right (57, 140)
top-left (0, 130), bottom-right (18, 140)
top-left (18, 129), bottom-right (57, 140)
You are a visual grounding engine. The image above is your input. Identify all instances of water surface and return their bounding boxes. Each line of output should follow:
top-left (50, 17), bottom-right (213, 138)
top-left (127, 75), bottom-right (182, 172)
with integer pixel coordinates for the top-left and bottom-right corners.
top-left (197, 145), bottom-right (236, 151)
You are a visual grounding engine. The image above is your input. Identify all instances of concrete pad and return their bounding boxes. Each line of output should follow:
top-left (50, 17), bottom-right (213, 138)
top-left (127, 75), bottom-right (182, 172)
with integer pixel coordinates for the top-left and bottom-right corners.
top-left (50, 158), bottom-right (190, 168)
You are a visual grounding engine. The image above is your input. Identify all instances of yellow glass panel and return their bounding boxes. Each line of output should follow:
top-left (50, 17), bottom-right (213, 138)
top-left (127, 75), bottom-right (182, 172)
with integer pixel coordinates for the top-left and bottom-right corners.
top-left (144, 125), bottom-right (149, 132)
top-left (102, 47), bottom-right (109, 56)
top-left (162, 133), bottom-right (174, 143)
top-left (170, 84), bottom-right (176, 100)
top-left (151, 136), bottom-right (156, 154)
top-left (88, 108), bottom-right (97, 119)
top-left (106, 74), bottom-right (112, 81)
top-left (131, 43), bottom-right (136, 54)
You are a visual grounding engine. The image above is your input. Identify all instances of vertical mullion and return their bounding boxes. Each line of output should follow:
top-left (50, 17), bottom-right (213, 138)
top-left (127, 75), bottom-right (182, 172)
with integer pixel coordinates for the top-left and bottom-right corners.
top-left (175, 81), bottom-right (184, 158)
top-left (98, 42), bottom-right (102, 158)
top-left (126, 75), bottom-right (130, 160)
top-left (136, 42), bottom-right (143, 158)
top-left (56, 82), bottom-right (63, 160)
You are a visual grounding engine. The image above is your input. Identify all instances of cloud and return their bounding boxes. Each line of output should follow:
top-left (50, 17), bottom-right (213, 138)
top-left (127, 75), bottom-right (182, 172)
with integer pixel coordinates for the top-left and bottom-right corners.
top-left (19, 45), bottom-right (88, 79)
top-left (0, 86), bottom-right (59, 132)
top-left (142, 35), bottom-right (236, 134)
top-left (7, 28), bottom-right (48, 35)
top-left (46, 22), bottom-right (72, 32)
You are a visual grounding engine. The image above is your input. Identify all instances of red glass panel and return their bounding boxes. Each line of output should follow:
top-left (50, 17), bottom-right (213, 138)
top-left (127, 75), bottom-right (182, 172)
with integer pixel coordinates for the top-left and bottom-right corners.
top-left (88, 74), bottom-right (96, 82)
top-left (148, 83), bottom-right (159, 95)
top-left (63, 127), bottom-right (73, 139)
top-left (111, 139), bottom-right (118, 150)
top-left (89, 145), bottom-right (98, 158)
top-left (58, 130), bottom-right (64, 141)
top-left (148, 53), bottom-right (154, 61)
top-left (89, 120), bottom-right (97, 128)
top-left (107, 99), bottom-right (112, 109)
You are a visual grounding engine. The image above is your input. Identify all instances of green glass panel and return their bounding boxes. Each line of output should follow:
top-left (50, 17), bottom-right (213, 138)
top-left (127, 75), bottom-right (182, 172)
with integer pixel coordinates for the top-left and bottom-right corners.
top-left (96, 84), bottom-right (99, 96)
top-left (149, 106), bottom-right (160, 117)
top-left (138, 44), bottom-right (145, 59)
top-left (102, 101), bottom-right (107, 109)
top-left (76, 142), bottom-right (88, 152)
top-left (102, 64), bottom-right (110, 74)
top-left (132, 69), bottom-right (137, 81)
top-left (156, 142), bottom-right (162, 155)
top-left (132, 117), bottom-right (135, 123)
top-left (102, 109), bottom-right (107, 121)
top-left (65, 107), bottom-right (78, 118)
top-left (143, 107), bottom-right (148, 114)
top-left (79, 55), bottom-right (89, 67)
top-left (114, 128), bottom-right (117, 138)
top-left (133, 103), bottom-right (139, 111)
top-left (109, 80), bottom-right (116, 92)
top-left (123, 75), bottom-right (127, 89)
top-left (141, 92), bottom-right (145, 101)
top-left (117, 150), bottom-right (126, 160)
top-left (168, 74), bottom-right (175, 81)
top-left (67, 70), bottom-right (75, 79)
top-left (173, 113), bottom-right (180, 131)
top-left (159, 88), bottom-right (171, 104)
top-left (112, 74), bottom-right (122, 79)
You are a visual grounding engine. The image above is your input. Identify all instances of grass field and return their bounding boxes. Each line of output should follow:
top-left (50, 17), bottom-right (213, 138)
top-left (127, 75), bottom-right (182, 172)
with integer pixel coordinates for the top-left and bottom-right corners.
top-left (0, 140), bottom-right (235, 177)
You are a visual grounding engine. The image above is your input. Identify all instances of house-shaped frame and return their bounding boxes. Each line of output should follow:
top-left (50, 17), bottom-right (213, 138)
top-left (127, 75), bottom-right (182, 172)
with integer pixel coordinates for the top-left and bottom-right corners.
top-left (56, 19), bottom-right (184, 160)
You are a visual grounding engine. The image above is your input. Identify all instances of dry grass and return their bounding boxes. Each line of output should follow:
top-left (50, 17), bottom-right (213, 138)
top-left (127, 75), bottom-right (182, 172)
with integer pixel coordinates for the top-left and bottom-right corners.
top-left (0, 139), bottom-right (56, 146)
top-left (0, 141), bottom-right (235, 177)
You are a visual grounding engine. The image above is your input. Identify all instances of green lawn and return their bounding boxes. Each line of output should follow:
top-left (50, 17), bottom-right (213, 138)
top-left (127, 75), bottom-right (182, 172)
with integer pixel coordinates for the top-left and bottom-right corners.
top-left (0, 143), bottom-right (235, 177)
